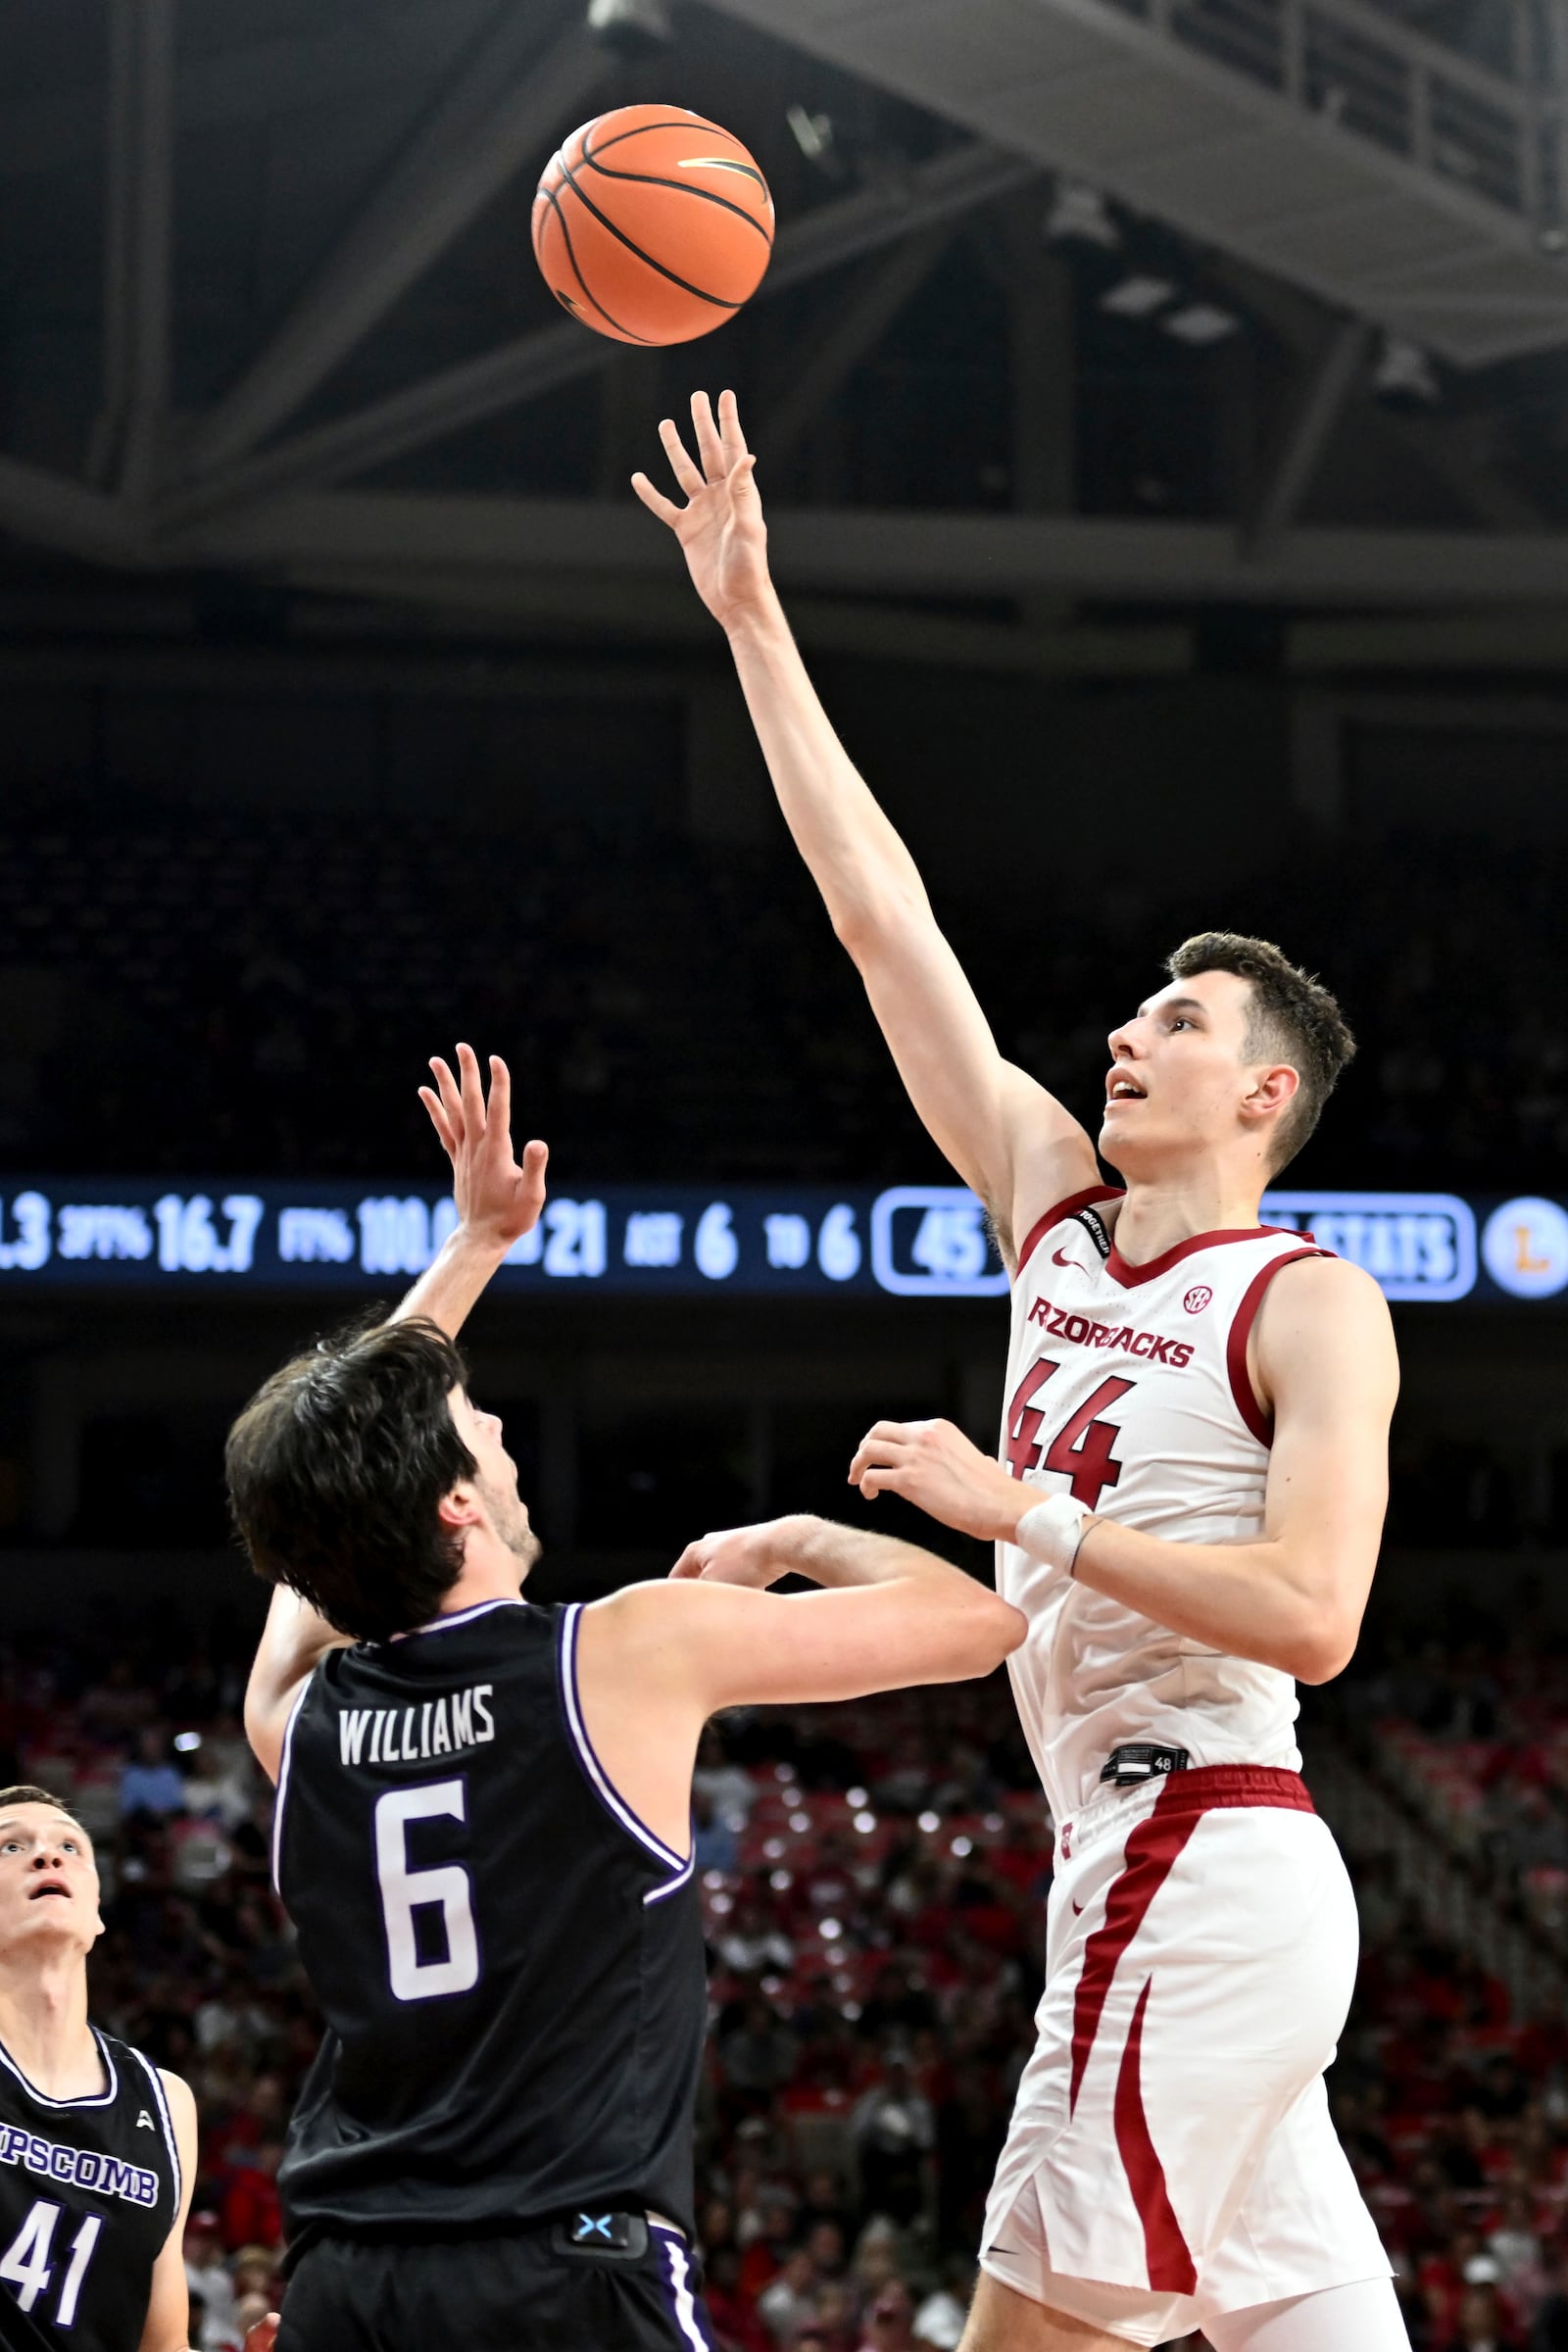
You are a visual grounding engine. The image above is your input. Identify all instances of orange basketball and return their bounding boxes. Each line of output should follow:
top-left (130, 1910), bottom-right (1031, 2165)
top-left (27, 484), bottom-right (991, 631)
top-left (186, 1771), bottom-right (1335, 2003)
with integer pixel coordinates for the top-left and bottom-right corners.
top-left (532, 104), bottom-right (774, 346)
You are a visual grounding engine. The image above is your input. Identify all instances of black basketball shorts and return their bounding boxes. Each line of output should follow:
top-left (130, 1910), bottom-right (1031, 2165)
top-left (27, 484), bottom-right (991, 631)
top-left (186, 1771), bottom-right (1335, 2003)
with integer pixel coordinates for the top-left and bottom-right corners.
top-left (274, 2221), bottom-right (716, 2352)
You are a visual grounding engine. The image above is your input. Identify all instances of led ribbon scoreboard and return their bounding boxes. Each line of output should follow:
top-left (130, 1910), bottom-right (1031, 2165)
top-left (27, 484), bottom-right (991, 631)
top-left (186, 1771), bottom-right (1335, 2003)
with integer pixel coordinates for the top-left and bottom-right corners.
top-left (0, 1183), bottom-right (1562, 1305)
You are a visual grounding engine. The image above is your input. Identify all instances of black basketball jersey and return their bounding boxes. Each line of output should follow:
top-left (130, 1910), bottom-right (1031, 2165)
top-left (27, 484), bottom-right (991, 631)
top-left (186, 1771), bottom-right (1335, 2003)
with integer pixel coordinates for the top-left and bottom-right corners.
top-left (274, 1597), bottom-right (706, 2250)
top-left (0, 2028), bottom-right (180, 2352)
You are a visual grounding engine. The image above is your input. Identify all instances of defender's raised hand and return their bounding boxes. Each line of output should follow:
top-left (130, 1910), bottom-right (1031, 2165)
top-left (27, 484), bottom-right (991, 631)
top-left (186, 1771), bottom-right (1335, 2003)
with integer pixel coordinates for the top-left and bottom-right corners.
top-left (631, 389), bottom-right (772, 632)
top-left (418, 1043), bottom-right (547, 1252)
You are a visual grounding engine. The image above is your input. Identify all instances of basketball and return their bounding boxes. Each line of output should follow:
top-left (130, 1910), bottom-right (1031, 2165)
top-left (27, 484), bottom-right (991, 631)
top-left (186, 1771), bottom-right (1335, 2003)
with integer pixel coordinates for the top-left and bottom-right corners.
top-left (532, 104), bottom-right (774, 346)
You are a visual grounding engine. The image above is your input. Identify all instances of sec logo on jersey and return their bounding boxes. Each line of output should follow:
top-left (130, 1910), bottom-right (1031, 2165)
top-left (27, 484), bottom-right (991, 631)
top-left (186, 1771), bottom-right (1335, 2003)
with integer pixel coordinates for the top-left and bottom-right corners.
top-left (1183, 1285), bottom-right (1212, 1314)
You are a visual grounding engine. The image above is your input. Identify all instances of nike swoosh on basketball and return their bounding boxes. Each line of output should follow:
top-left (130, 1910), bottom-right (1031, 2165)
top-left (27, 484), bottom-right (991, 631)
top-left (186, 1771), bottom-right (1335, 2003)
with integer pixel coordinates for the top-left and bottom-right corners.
top-left (1052, 1247), bottom-right (1072, 1266)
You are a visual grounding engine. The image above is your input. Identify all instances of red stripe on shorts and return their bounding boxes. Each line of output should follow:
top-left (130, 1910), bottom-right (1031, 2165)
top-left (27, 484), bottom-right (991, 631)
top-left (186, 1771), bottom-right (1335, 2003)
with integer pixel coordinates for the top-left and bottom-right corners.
top-left (1114, 1976), bottom-right (1197, 2295)
top-left (1068, 1803), bottom-right (1200, 2118)
top-left (1067, 1768), bottom-right (1315, 2291)
top-left (1067, 1767), bottom-right (1314, 2118)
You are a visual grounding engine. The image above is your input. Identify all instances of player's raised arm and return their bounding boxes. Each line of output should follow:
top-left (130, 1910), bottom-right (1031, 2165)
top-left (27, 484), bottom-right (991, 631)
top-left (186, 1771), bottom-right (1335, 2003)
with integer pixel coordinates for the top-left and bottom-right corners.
top-left (406, 1042), bottom-right (548, 1339)
top-left (633, 391), bottom-right (1098, 1260)
top-left (241, 1044), bottom-right (548, 1778)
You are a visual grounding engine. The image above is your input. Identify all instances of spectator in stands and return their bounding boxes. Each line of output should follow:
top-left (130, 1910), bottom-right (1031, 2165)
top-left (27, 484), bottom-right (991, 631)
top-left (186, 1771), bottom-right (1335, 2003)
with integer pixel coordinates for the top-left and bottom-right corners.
top-left (912, 2259), bottom-right (974, 2350)
top-left (1438, 2277), bottom-right (1522, 2350)
top-left (759, 2248), bottom-right (819, 2347)
top-left (182, 2211), bottom-right (236, 2346)
top-left (695, 1787), bottom-right (740, 1874)
top-left (721, 1996), bottom-right (799, 2105)
top-left (694, 1727), bottom-right (757, 1828)
top-left (851, 2054), bottom-right (936, 2226)
top-left (120, 1722), bottom-right (187, 1818)
top-left (856, 2282), bottom-right (916, 2352)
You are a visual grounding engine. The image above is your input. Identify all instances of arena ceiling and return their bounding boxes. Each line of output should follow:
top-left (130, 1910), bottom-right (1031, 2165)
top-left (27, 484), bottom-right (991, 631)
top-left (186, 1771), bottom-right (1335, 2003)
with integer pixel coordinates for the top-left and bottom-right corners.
top-left (0, 0), bottom-right (1565, 675)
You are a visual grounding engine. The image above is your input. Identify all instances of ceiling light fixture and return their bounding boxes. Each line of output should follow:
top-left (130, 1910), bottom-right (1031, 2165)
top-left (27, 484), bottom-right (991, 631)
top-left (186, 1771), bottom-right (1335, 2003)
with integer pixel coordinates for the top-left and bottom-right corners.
top-left (1163, 301), bottom-right (1241, 345)
top-left (1100, 273), bottom-right (1175, 318)
top-left (585, 0), bottom-right (673, 57)
top-left (1044, 177), bottom-right (1121, 250)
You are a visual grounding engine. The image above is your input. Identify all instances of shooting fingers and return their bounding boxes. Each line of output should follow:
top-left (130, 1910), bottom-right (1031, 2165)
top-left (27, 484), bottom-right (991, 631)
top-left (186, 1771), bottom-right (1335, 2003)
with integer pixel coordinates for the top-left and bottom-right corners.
top-left (456, 1041), bottom-right (485, 1138)
top-left (658, 416), bottom-right (705, 499)
top-left (487, 1054), bottom-right (513, 1146)
top-left (717, 386), bottom-right (750, 461)
top-left (428, 1055), bottom-right (465, 1146)
top-left (631, 470), bottom-right (683, 526)
top-left (690, 390), bottom-right (725, 479)
top-left (417, 1085), bottom-right (458, 1158)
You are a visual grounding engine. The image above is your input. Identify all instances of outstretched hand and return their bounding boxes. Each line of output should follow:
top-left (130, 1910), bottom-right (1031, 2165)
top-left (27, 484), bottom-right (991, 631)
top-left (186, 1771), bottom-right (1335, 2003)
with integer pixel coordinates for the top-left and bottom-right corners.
top-left (631, 389), bottom-right (772, 631)
top-left (418, 1043), bottom-right (547, 1253)
top-left (849, 1418), bottom-right (1032, 1545)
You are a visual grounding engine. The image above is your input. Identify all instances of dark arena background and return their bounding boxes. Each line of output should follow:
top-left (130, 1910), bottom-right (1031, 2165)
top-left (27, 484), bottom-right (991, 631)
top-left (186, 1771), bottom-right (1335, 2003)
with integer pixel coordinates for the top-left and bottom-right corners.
top-left (2, 3), bottom-right (1568, 2347)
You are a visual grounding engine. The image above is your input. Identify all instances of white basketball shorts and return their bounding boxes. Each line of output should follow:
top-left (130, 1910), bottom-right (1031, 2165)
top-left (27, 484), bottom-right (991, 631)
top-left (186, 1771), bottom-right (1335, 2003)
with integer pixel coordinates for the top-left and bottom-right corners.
top-left (980, 1765), bottom-right (1391, 2348)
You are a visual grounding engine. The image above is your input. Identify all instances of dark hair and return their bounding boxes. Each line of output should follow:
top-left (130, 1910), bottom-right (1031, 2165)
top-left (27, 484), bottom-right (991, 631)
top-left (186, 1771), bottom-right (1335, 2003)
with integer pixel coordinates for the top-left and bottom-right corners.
top-left (1165, 931), bottom-right (1355, 1175)
top-left (0, 1785), bottom-right (89, 1839)
top-left (225, 1315), bottom-right (477, 1643)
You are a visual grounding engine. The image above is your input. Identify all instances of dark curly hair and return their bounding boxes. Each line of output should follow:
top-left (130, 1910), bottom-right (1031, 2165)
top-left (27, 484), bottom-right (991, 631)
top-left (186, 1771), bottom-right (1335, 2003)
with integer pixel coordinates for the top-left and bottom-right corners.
top-left (225, 1315), bottom-right (478, 1644)
top-left (1166, 931), bottom-right (1355, 1175)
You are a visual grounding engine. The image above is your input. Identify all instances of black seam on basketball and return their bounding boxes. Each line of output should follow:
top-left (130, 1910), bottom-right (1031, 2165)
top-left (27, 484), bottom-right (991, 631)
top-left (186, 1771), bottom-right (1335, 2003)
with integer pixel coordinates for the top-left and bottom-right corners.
top-left (557, 152), bottom-right (744, 312)
top-left (583, 114), bottom-right (770, 226)
top-left (578, 155), bottom-right (774, 249)
top-left (539, 182), bottom-right (657, 345)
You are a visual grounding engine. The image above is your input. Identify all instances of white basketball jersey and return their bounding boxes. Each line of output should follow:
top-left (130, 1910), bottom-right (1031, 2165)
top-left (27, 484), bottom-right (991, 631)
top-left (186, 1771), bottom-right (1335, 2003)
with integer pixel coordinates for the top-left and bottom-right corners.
top-left (998, 1186), bottom-right (1331, 1824)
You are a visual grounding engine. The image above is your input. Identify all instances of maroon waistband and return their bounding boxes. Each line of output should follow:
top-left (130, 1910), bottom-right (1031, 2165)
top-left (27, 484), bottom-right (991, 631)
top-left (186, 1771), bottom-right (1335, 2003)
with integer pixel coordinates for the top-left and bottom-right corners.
top-left (1150, 1764), bottom-right (1314, 1818)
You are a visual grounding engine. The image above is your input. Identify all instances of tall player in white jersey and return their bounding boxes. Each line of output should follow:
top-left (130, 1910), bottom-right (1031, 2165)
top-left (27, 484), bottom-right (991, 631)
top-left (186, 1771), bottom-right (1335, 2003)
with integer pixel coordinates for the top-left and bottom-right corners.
top-left (637, 393), bottom-right (1408, 2352)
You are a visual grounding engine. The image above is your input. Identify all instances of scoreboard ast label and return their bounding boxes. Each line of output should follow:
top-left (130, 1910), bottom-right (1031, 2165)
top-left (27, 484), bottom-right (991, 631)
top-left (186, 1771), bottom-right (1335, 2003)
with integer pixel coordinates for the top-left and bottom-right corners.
top-left (0, 1182), bottom-right (1558, 1304)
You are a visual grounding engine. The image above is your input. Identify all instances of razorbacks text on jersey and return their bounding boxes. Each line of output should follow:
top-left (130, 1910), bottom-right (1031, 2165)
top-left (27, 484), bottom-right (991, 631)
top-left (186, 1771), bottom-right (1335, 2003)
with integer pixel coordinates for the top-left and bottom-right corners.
top-left (998, 1186), bottom-right (1332, 1823)
top-left (0, 2028), bottom-right (180, 2352)
top-left (272, 1596), bottom-right (706, 2255)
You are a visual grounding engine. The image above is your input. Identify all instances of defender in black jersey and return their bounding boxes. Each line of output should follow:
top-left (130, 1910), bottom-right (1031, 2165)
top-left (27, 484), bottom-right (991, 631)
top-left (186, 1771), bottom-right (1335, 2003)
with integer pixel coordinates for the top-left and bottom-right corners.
top-left (0, 1787), bottom-right (196, 2352)
top-left (230, 1046), bottom-right (1023, 2352)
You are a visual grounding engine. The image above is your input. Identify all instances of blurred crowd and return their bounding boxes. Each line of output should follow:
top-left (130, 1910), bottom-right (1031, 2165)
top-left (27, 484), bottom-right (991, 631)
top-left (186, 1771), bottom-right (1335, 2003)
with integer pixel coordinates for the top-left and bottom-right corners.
top-left (9, 1608), bottom-right (1568, 2350)
top-left (1, 803), bottom-right (1563, 1195)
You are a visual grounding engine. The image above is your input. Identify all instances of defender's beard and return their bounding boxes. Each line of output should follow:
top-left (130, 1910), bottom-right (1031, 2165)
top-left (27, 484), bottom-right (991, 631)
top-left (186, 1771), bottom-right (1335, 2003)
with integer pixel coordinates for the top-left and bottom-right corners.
top-left (480, 1472), bottom-right (542, 1573)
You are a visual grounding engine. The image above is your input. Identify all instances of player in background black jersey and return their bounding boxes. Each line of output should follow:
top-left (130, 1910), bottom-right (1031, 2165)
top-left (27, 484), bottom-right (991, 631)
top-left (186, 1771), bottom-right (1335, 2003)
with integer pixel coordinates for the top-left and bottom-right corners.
top-left (230, 1045), bottom-right (1023, 2352)
top-left (0, 1787), bottom-right (197, 2352)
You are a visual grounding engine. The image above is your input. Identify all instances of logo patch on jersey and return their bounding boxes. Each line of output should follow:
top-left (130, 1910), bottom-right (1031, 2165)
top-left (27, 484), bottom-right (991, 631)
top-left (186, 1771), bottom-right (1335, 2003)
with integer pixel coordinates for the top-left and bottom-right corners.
top-left (1052, 1247), bottom-right (1073, 1268)
top-left (136, 2110), bottom-right (155, 2130)
top-left (1183, 1285), bottom-right (1212, 1315)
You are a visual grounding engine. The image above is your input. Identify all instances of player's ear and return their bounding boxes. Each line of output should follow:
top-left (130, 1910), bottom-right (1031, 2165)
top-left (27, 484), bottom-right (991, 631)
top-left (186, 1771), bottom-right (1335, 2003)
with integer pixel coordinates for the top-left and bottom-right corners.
top-left (436, 1483), bottom-right (484, 1533)
top-left (1242, 1062), bottom-right (1298, 1125)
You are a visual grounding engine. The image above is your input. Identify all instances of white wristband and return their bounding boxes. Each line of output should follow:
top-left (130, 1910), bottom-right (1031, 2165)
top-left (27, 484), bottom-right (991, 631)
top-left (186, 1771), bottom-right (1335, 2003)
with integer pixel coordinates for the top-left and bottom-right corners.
top-left (1014, 1494), bottom-right (1091, 1575)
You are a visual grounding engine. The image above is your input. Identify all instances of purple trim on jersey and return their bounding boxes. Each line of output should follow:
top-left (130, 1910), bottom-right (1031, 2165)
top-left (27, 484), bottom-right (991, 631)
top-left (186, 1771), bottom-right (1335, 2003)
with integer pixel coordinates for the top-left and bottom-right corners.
top-left (270, 1677), bottom-right (311, 1895)
top-left (132, 2045), bottom-right (182, 2215)
top-left (1104, 1222), bottom-right (1305, 1290)
top-left (644, 1855), bottom-right (696, 1908)
top-left (0, 2026), bottom-right (119, 2111)
top-left (556, 1605), bottom-right (691, 1879)
top-left (1016, 1188), bottom-right (1124, 1278)
top-left (394, 1597), bottom-right (526, 1642)
top-left (654, 2226), bottom-right (713, 2349)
